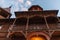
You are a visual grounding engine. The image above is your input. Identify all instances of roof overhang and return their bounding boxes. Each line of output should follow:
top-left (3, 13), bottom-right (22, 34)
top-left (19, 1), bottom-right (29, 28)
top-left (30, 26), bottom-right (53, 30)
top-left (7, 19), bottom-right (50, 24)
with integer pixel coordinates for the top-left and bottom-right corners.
top-left (15, 10), bottom-right (58, 18)
top-left (0, 7), bottom-right (11, 18)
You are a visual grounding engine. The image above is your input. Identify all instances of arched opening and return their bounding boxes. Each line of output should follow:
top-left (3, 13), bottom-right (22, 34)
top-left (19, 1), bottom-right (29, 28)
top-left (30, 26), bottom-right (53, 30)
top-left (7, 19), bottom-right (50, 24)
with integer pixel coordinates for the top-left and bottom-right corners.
top-left (9, 32), bottom-right (26, 40)
top-left (30, 35), bottom-right (47, 40)
top-left (27, 32), bottom-right (50, 40)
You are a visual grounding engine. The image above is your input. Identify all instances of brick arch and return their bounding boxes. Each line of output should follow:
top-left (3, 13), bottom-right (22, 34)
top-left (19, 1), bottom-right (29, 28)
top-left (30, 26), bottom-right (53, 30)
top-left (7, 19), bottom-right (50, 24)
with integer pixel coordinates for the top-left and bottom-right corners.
top-left (27, 32), bottom-right (50, 40)
top-left (9, 32), bottom-right (26, 40)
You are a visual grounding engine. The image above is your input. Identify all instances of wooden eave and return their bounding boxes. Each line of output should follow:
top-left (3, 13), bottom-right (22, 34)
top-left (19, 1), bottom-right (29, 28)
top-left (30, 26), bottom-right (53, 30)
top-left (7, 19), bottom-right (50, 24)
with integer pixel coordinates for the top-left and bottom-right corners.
top-left (15, 10), bottom-right (58, 18)
top-left (0, 7), bottom-right (11, 18)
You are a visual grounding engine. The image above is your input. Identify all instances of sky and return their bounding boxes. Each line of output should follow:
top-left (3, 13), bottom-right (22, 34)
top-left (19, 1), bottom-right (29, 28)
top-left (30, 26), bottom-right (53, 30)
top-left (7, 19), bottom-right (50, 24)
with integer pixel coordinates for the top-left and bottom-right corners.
top-left (0, 0), bottom-right (60, 18)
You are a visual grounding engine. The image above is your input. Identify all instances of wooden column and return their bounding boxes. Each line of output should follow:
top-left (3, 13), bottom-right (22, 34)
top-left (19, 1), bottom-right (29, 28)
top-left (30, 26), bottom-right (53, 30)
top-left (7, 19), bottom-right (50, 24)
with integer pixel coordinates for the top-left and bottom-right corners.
top-left (7, 18), bottom-right (17, 38)
top-left (26, 16), bottom-right (29, 40)
top-left (44, 16), bottom-right (55, 38)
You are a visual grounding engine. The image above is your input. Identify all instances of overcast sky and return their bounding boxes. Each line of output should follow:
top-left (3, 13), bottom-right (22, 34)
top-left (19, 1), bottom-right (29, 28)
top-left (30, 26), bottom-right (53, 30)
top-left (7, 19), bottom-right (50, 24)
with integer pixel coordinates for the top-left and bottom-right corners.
top-left (0, 0), bottom-right (60, 18)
